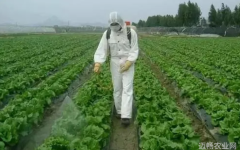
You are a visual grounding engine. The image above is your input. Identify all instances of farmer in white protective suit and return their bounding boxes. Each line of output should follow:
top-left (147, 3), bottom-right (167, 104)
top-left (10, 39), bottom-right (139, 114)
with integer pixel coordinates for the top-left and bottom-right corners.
top-left (93, 12), bottom-right (139, 126)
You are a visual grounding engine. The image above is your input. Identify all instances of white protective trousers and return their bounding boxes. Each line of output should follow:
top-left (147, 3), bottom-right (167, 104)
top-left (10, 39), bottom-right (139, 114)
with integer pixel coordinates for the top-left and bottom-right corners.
top-left (110, 58), bottom-right (134, 118)
top-left (94, 12), bottom-right (139, 118)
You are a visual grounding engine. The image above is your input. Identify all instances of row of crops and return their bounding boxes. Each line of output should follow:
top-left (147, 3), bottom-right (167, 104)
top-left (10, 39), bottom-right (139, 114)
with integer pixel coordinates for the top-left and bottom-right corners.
top-left (139, 37), bottom-right (240, 148)
top-left (37, 64), bottom-right (113, 150)
top-left (0, 34), bottom-right (239, 150)
top-left (0, 34), bottom-right (100, 149)
top-left (134, 57), bottom-right (200, 149)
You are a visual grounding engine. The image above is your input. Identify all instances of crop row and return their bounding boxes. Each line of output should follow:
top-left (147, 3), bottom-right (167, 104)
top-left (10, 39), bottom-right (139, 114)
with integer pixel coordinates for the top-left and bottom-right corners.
top-left (140, 38), bottom-right (240, 145)
top-left (134, 57), bottom-right (200, 150)
top-left (141, 39), bottom-right (240, 99)
top-left (0, 47), bottom-right (95, 147)
top-left (0, 44), bottom-right (98, 105)
top-left (0, 36), bottom-right (98, 78)
top-left (37, 63), bottom-right (113, 150)
top-left (150, 38), bottom-right (240, 78)
top-left (0, 34), bottom-right (99, 65)
top-left (0, 36), bottom-right (75, 64)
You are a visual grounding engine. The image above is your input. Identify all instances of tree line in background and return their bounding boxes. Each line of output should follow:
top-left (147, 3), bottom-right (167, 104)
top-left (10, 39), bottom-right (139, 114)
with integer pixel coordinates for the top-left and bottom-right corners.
top-left (208, 3), bottom-right (240, 27)
top-left (133, 1), bottom-right (240, 28)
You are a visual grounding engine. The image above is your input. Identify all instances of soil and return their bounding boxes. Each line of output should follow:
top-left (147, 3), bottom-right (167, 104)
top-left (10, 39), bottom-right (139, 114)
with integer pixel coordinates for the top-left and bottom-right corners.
top-left (140, 52), bottom-right (216, 144)
top-left (9, 64), bottom-right (94, 150)
top-left (109, 101), bottom-right (138, 150)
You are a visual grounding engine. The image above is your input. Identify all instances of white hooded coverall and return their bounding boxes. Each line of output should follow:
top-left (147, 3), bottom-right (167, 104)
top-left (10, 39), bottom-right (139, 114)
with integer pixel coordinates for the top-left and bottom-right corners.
top-left (94, 12), bottom-right (139, 119)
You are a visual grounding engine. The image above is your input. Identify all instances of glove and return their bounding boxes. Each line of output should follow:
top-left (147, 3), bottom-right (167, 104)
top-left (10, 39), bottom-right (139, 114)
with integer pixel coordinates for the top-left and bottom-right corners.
top-left (120, 61), bottom-right (132, 73)
top-left (94, 63), bottom-right (101, 73)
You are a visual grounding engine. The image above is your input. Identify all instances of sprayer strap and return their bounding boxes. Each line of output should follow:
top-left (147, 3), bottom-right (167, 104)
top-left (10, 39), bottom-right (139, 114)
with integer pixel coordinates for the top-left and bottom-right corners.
top-left (106, 27), bottom-right (131, 45)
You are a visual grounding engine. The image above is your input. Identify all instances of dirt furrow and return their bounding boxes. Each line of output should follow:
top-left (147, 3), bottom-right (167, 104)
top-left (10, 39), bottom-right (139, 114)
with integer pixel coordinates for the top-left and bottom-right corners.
top-left (109, 101), bottom-right (138, 150)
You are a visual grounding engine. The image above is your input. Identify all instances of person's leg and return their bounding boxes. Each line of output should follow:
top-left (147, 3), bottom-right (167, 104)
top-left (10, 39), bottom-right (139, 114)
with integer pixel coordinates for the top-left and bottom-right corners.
top-left (121, 63), bottom-right (134, 121)
top-left (110, 60), bottom-right (123, 117)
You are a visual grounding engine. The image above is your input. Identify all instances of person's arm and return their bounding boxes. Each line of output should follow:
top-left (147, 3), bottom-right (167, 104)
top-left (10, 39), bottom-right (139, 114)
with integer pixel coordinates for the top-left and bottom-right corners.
top-left (94, 30), bottom-right (109, 64)
top-left (127, 29), bottom-right (139, 63)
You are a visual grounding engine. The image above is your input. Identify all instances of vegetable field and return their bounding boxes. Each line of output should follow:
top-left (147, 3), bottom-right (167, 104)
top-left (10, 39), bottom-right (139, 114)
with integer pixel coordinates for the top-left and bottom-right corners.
top-left (0, 34), bottom-right (239, 150)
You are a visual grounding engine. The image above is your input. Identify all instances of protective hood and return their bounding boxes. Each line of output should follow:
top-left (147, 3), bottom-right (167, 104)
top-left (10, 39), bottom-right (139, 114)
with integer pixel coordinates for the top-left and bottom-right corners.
top-left (108, 12), bottom-right (125, 28)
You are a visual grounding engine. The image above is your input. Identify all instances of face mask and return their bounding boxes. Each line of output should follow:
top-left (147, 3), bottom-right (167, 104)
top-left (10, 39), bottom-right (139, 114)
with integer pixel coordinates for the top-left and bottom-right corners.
top-left (110, 25), bottom-right (121, 32)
